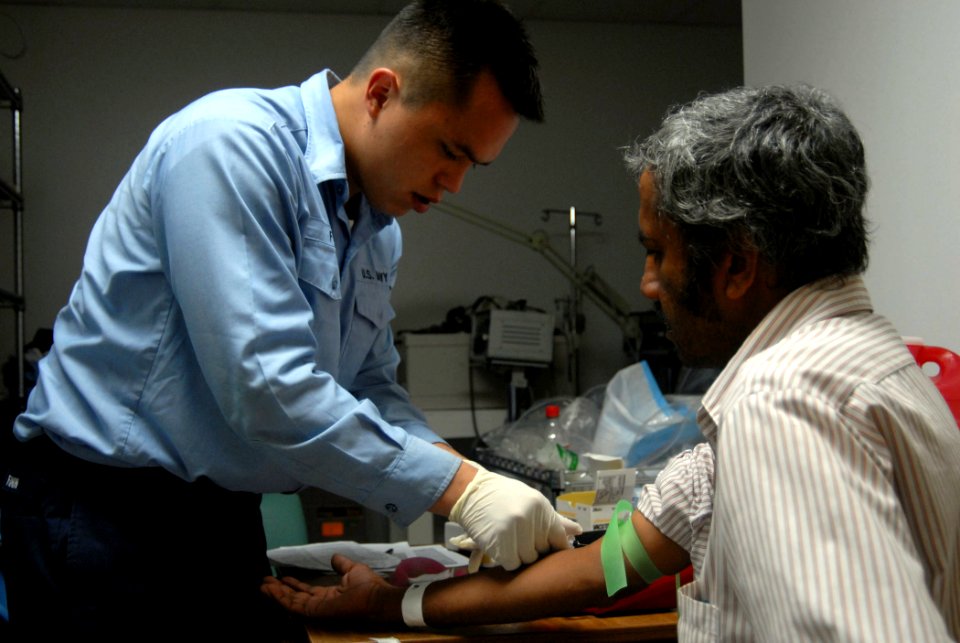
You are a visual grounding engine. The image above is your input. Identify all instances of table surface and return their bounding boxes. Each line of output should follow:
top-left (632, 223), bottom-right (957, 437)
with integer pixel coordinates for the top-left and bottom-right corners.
top-left (305, 610), bottom-right (678, 642)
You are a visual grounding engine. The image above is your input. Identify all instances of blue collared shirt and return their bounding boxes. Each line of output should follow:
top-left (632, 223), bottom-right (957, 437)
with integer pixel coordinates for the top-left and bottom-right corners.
top-left (15, 71), bottom-right (460, 525)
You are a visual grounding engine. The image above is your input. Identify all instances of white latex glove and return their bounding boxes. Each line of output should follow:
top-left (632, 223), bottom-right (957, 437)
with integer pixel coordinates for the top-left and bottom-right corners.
top-left (447, 533), bottom-right (489, 574)
top-left (448, 468), bottom-right (582, 571)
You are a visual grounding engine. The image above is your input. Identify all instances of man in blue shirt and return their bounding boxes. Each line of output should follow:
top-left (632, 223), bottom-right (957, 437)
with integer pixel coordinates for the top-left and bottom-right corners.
top-left (0, 1), bottom-right (580, 640)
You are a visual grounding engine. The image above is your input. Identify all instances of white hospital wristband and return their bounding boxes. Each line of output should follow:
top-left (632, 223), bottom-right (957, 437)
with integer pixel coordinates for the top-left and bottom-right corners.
top-left (401, 581), bottom-right (433, 628)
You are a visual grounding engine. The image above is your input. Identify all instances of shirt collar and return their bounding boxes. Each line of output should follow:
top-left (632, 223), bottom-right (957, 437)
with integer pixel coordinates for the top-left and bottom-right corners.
top-left (698, 275), bottom-right (874, 443)
top-left (301, 70), bottom-right (347, 186)
top-left (300, 70), bottom-right (393, 233)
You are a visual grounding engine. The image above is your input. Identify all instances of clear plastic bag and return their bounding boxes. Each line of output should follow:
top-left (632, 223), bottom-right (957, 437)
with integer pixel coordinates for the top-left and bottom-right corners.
top-left (482, 361), bottom-right (704, 485)
top-left (482, 398), bottom-right (569, 467)
top-left (482, 394), bottom-right (601, 470)
top-left (591, 361), bottom-right (704, 470)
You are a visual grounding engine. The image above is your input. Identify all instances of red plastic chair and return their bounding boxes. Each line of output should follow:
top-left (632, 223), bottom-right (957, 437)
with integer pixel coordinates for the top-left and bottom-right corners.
top-left (905, 341), bottom-right (960, 427)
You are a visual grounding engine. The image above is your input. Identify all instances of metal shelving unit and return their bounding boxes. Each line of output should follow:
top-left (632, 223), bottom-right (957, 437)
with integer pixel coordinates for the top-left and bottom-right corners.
top-left (0, 69), bottom-right (24, 408)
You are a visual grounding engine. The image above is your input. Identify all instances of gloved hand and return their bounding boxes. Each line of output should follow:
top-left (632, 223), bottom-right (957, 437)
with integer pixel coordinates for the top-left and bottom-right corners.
top-left (447, 533), bottom-right (490, 574)
top-left (448, 468), bottom-right (583, 571)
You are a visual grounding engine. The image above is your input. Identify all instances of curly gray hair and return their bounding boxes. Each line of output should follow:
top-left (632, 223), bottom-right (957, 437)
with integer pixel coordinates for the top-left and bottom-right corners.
top-left (626, 84), bottom-right (869, 290)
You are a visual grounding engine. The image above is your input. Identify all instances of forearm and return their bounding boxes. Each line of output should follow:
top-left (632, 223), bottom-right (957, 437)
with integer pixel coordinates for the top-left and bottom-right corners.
top-left (423, 545), bottom-right (611, 627)
top-left (418, 512), bottom-right (689, 627)
top-left (304, 550), bottom-right (607, 628)
top-left (263, 510), bottom-right (690, 628)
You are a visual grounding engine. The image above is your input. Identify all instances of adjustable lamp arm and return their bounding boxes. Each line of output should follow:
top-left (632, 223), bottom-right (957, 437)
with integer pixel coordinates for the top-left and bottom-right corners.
top-left (432, 201), bottom-right (641, 347)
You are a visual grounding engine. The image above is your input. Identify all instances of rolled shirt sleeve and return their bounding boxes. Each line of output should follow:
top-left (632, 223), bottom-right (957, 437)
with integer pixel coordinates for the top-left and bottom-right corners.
top-left (636, 442), bottom-right (715, 574)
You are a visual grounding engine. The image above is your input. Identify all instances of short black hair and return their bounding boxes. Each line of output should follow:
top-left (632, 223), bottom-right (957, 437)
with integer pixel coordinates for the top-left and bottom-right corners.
top-left (353, 0), bottom-right (543, 122)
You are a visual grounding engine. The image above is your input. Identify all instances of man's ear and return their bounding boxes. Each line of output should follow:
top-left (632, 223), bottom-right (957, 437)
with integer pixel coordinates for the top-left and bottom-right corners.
top-left (716, 247), bottom-right (760, 302)
top-left (365, 68), bottom-right (400, 118)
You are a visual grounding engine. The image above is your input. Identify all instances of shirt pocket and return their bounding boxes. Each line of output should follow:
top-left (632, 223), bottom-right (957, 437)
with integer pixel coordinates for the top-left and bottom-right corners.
top-left (298, 230), bottom-right (341, 300)
top-left (354, 282), bottom-right (395, 330)
top-left (676, 580), bottom-right (720, 642)
top-left (339, 282), bottom-right (396, 377)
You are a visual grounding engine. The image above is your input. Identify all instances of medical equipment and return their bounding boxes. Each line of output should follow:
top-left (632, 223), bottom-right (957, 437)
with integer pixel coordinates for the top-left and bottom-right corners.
top-left (432, 201), bottom-right (645, 389)
top-left (473, 308), bottom-right (555, 365)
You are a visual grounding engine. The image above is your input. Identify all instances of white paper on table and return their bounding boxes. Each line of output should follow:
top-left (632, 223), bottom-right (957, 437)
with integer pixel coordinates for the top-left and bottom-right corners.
top-left (266, 540), bottom-right (469, 573)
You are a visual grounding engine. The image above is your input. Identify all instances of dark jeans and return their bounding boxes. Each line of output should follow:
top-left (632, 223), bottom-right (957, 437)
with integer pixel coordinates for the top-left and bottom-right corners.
top-left (0, 434), bottom-right (306, 642)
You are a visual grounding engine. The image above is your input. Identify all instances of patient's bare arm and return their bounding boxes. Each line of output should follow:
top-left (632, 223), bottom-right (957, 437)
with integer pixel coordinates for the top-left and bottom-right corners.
top-left (261, 509), bottom-right (689, 627)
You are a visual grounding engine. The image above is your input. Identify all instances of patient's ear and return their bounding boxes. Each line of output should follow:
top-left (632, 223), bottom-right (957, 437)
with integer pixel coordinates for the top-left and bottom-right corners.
top-left (716, 248), bottom-right (760, 302)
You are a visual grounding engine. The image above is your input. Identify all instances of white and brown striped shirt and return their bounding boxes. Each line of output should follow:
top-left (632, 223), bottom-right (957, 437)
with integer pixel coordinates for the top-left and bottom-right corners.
top-left (638, 276), bottom-right (960, 641)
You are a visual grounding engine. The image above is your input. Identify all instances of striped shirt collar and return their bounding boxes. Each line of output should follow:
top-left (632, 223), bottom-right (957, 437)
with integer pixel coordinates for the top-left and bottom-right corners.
top-left (698, 275), bottom-right (873, 442)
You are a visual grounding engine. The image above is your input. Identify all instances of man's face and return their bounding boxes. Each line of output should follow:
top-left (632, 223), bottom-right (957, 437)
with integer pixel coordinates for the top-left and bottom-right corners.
top-left (356, 70), bottom-right (519, 217)
top-left (637, 170), bottom-right (738, 368)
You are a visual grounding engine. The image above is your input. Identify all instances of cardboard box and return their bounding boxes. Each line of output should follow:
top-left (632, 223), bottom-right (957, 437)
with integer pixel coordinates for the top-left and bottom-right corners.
top-left (556, 467), bottom-right (637, 531)
top-left (556, 490), bottom-right (615, 531)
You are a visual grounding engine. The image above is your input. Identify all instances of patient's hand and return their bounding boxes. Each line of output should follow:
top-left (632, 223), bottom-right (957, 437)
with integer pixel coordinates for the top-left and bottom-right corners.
top-left (261, 554), bottom-right (403, 622)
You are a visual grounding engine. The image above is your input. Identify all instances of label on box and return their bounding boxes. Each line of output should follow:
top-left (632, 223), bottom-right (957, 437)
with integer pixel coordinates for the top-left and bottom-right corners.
top-left (555, 467), bottom-right (637, 531)
top-left (595, 468), bottom-right (636, 504)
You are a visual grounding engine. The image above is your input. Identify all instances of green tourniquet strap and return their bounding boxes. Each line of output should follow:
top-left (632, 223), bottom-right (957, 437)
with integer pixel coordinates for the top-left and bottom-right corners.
top-left (619, 509), bottom-right (663, 584)
top-left (600, 499), bottom-right (633, 596)
top-left (600, 499), bottom-right (664, 597)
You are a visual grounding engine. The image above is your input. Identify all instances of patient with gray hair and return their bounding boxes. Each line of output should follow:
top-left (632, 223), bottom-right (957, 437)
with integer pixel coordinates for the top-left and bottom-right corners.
top-left (263, 84), bottom-right (960, 642)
